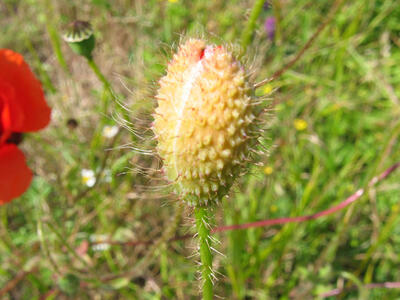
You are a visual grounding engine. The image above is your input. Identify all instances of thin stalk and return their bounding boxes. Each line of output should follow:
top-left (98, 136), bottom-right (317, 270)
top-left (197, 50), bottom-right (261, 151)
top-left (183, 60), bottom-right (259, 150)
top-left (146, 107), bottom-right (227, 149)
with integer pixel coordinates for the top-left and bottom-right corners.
top-left (255, 0), bottom-right (345, 88)
top-left (37, 216), bottom-right (61, 275)
top-left (45, 221), bottom-right (91, 269)
top-left (132, 202), bottom-right (184, 275)
top-left (47, 23), bottom-right (70, 74)
top-left (85, 57), bottom-right (137, 143)
top-left (195, 206), bottom-right (213, 300)
top-left (241, 0), bottom-right (265, 53)
top-left (86, 58), bottom-right (115, 115)
top-left (42, 0), bottom-right (70, 74)
top-left (271, 0), bottom-right (282, 45)
top-left (0, 267), bottom-right (38, 298)
top-left (87, 58), bottom-right (112, 94)
top-left (355, 123), bottom-right (400, 274)
top-left (25, 39), bottom-right (57, 93)
top-left (100, 202), bottom-right (184, 282)
top-left (242, 0), bottom-right (265, 53)
top-left (0, 207), bottom-right (13, 253)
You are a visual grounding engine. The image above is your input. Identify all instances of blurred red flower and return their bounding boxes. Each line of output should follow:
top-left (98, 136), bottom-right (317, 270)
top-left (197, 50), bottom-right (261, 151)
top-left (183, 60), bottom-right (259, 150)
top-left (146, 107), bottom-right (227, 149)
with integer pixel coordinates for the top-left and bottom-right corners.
top-left (0, 49), bottom-right (51, 205)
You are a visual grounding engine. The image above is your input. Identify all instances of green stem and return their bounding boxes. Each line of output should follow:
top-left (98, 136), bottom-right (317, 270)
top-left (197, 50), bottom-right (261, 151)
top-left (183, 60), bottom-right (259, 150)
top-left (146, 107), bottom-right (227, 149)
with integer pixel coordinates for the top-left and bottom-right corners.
top-left (48, 23), bottom-right (70, 74)
top-left (271, 0), bottom-right (282, 45)
top-left (25, 39), bottom-right (57, 93)
top-left (86, 58), bottom-right (114, 115)
top-left (195, 206), bottom-right (213, 300)
top-left (241, 0), bottom-right (265, 52)
top-left (87, 58), bottom-right (112, 95)
top-left (99, 203), bottom-right (184, 282)
top-left (46, 221), bottom-right (91, 269)
top-left (133, 203), bottom-right (184, 276)
top-left (0, 207), bottom-right (13, 253)
top-left (86, 58), bottom-right (138, 144)
top-left (37, 216), bottom-right (61, 275)
top-left (42, 0), bottom-right (70, 74)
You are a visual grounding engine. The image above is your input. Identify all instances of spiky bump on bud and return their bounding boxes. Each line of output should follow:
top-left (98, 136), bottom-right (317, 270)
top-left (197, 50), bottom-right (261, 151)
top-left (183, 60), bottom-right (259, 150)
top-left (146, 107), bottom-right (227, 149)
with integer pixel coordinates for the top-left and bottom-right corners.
top-left (153, 39), bottom-right (256, 206)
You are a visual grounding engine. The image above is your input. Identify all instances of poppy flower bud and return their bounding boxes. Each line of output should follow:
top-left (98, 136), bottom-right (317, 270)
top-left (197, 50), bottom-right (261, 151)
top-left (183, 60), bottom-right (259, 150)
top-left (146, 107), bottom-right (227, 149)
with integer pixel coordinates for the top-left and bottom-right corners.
top-left (63, 21), bottom-right (95, 60)
top-left (153, 39), bottom-right (256, 206)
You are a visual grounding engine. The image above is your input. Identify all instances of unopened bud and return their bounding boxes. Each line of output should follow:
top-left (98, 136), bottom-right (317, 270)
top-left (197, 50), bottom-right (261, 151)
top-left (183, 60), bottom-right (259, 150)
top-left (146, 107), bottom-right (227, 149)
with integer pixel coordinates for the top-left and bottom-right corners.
top-left (153, 39), bottom-right (258, 206)
top-left (63, 21), bottom-right (95, 60)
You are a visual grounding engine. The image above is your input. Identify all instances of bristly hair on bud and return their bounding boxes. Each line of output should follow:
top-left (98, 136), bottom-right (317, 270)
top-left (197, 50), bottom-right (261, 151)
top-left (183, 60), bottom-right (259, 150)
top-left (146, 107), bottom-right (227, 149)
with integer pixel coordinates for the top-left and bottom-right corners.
top-left (63, 20), bottom-right (95, 60)
top-left (153, 38), bottom-right (260, 207)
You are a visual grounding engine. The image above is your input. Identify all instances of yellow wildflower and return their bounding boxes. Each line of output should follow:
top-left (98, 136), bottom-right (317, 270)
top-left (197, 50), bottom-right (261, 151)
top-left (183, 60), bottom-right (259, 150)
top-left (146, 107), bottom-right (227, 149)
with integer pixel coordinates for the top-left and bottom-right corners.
top-left (264, 166), bottom-right (273, 175)
top-left (270, 204), bottom-right (278, 213)
top-left (262, 84), bottom-right (273, 95)
top-left (294, 118), bottom-right (308, 131)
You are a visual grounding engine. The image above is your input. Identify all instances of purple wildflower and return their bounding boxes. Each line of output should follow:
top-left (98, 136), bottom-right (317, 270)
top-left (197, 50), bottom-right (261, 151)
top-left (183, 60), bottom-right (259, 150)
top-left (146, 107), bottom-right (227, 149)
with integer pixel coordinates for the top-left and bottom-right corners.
top-left (264, 17), bottom-right (276, 41)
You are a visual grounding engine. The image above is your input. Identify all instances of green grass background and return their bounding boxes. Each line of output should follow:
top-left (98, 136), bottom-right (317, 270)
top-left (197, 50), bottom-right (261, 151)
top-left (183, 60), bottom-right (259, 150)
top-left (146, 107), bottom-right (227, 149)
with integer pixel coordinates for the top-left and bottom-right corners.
top-left (1, 0), bottom-right (400, 299)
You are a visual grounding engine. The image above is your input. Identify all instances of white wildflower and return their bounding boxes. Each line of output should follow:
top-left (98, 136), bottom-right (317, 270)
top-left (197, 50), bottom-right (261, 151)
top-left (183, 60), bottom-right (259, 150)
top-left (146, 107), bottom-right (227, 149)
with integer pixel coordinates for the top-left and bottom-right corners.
top-left (81, 169), bottom-right (96, 187)
top-left (102, 125), bottom-right (119, 138)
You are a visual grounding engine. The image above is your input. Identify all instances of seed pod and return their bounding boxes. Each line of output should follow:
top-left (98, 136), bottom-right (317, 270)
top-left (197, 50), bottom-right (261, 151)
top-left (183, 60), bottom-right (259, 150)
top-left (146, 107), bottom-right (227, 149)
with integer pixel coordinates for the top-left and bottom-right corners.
top-left (63, 21), bottom-right (95, 60)
top-left (153, 39), bottom-right (257, 206)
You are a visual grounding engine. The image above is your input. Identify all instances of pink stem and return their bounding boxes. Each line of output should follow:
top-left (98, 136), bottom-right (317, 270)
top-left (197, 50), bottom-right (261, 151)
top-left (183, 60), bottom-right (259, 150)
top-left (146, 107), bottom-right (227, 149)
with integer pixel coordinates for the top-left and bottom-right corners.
top-left (214, 162), bottom-right (399, 233)
top-left (90, 162), bottom-right (399, 245)
top-left (321, 281), bottom-right (400, 298)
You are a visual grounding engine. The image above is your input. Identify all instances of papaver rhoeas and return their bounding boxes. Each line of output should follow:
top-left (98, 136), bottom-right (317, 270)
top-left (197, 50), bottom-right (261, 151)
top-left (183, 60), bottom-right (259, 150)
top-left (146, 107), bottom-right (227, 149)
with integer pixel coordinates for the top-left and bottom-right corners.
top-left (0, 49), bottom-right (51, 205)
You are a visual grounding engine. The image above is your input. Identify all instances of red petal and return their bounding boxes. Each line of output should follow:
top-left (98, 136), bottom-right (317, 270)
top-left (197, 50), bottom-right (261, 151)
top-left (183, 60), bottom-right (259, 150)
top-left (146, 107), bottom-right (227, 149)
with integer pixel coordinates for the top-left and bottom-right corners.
top-left (0, 49), bottom-right (51, 132)
top-left (0, 81), bottom-right (24, 143)
top-left (0, 144), bottom-right (33, 205)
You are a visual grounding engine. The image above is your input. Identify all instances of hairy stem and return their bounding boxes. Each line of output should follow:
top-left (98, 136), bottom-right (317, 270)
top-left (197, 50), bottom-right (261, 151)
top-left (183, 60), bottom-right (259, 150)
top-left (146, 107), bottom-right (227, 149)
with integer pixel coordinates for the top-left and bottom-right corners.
top-left (241, 0), bottom-right (265, 53)
top-left (195, 206), bottom-right (213, 300)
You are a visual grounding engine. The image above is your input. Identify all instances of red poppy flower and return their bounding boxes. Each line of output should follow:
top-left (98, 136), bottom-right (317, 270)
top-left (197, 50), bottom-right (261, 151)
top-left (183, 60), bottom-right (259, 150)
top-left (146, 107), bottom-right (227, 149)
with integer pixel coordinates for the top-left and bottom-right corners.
top-left (0, 49), bottom-right (51, 205)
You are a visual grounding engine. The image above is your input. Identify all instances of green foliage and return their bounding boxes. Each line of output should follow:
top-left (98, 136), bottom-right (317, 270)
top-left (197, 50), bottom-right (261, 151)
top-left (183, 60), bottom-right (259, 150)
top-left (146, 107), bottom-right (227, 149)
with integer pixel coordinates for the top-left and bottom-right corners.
top-left (58, 274), bottom-right (80, 296)
top-left (1, 0), bottom-right (400, 299)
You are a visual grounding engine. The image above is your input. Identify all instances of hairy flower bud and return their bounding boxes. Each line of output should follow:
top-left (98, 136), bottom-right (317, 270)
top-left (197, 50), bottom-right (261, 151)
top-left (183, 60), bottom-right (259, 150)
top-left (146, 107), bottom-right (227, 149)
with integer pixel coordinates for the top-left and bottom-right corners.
top-left (153, 39), bottom-right (256, 206)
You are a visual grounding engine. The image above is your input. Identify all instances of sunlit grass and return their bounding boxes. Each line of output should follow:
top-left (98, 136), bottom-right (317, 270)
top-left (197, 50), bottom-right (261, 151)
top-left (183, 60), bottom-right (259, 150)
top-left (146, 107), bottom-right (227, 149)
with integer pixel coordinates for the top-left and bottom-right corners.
top-left (1, 0), bottom-right (400, 298)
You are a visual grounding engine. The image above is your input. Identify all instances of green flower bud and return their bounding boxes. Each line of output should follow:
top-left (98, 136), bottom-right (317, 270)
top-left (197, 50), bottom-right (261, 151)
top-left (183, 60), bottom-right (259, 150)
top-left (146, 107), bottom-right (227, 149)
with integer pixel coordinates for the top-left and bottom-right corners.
top-left (63, 21), bottom-right (95, 60)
